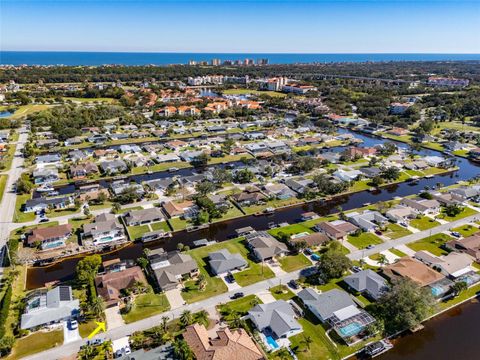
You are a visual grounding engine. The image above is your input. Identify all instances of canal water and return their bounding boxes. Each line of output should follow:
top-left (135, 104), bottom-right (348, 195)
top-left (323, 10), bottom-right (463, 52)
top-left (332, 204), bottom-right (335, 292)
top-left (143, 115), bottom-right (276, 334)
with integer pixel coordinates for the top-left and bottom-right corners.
top-left (26, 130), bottom-right (480, 288)
top-left (377, 299), bottom-right (480, 360)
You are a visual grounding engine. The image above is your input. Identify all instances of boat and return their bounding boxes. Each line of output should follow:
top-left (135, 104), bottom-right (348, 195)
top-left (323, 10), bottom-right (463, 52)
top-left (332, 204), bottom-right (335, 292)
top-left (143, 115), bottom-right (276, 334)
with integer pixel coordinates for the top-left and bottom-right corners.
top-left (263, 207), bottom-right (275, 214)
top-left (37, 184), bottom-right (54, 192)
top-left (424, 174), bottom-right (434, 179)
top-left (268, 222), bottom-right (277, 229)
top-left (363, 202), bottom-right (371, 206)
top-left (363, 339), bottom-right (393, 358)
top-left (169, 167), bottom-right (179, 172)
top-left (186, 224), bottom-right (209, 232)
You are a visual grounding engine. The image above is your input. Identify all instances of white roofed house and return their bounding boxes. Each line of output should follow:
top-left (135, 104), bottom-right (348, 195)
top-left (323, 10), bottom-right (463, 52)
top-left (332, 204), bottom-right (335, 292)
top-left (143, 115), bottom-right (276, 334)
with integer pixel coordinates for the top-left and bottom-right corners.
top-left (385, 205), bottom-right (417, 223)
top-left (333, 169), bottom-right (363, 182)
top-left (20, 286), bottom-right (80, 330)
top-left (346, 211), bottom-right (388, 232)
top-left (298, 288), bottom-right (376, 345)
top-left (248, 300), bottom-right (303, 351)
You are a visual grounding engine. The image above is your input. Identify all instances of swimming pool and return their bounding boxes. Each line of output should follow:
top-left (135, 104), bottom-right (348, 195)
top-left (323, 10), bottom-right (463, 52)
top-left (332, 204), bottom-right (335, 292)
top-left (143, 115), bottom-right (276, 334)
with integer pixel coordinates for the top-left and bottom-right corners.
top-left (338, 322), bottom-right (363, 337)
top-left (265, 335), bottom-right (280, 350)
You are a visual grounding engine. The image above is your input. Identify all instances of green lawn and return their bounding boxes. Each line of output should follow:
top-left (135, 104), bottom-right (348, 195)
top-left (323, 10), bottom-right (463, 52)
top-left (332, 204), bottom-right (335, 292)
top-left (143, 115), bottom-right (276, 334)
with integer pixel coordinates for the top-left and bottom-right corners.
top-left (409, 216), bottom-right (440, 230)
top-left (150, 221), bottom-right (171, 232)
top-left (14, 193), bottom-right (36, 223)
top-left (127, 224), bottom-right (150, 240)
top-left (451, 224), bottom-right (479, 237)
top-left (389, 248), bottom-right (408, 258)
top-left (217, 295), bottom-right (262, 317)
top-left (268, 223), bottom-right (313, 238)
top-left (383, 223), bottom-right (412, 239)
top-left (439, 206), bottom-right (478, 221)
top-left (79, 320), bottom-right (98, 338)
top-left (0, 174), bottom-right (7, 203)
top-left (168, 217), bottom-right (191, 231)
top-left (407, 233), bottom-right (452, 256)
top-left (347, 232), bottom-right (383, 249)
top-left (278, 253), bottom-right (312, 272)
top-left (212, 205), bottom-right (244, 222)
top-left (270, 285), bottom-right (295, 301)
top-left (234, 261), bottom-right (275, 287)
top-left (122, 293), bottom-right (170, 323)
top-left (7, 329), bottom-right (64, 360)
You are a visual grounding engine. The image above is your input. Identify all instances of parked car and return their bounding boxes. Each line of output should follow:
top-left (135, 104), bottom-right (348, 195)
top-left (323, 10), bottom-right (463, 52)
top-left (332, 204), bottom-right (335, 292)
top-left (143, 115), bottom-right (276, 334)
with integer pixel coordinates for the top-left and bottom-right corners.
top-left (311, 253), bottom-right (321, 261)
top-left (366, 244), bottom-right (375, 249)
top-left (231, 292), bottom-right (244, 299)
top-left (304, 248), bottom-right (313, 255)
top-left (39, 218), bottom-right (50, 223)
top-left (351, 266), bottom-right (362, 273)
top-left (288, 280), bottom-right (299, 289)
top-left (375, 230), bottom-right (382, 235)
top-left (451, 231), bottom-right (461, 238)
top-left (86, 338), bottom-right (105, 347)
top-left (69, 320), bottom-right (78, 330)
top-left (226, 273), bottom-right (235, 283)
top-left (399, 222), bottom-right (408, 228)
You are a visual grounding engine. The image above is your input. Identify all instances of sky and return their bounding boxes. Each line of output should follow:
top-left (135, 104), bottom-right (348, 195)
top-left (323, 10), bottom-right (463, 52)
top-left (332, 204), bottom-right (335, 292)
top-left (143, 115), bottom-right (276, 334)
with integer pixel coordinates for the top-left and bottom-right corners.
top-left (1, 0), bottom-right (479, 53)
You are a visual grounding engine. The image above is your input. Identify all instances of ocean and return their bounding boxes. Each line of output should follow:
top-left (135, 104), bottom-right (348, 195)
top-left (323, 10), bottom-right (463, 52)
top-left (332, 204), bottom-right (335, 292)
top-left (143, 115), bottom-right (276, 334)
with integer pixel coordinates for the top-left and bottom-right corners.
top-left (1, 51), bottom-right (480, 66)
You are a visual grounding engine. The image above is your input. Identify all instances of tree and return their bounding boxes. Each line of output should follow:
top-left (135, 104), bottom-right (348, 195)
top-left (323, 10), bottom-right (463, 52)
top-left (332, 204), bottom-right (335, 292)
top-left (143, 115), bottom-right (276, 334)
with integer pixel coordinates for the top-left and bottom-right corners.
top-left (16, 175), bottom-right (33, 194)
top-left (111, 202), bottom-right (122, 214)
top-left (443, 204), bottom-right (463, 217)
top-left (234, 169), bottom-right (254, 184)
top-left (381, 166), bottom-right (400, 181)
top-left (194, 310), bottom-right (209, 327)
top-left (451, 281), bottom-right (467, 297)
top-left (173, 339), bottom-right (194, 360)
top-left (303, 335), bottom-right (313, 352)
top-left (379, 142), bottom-right (397, 156)
top-left (91, 296), bottom-right (106, 318)
top-left (136, 257), bottom-right (149, 270)
top-left (190, 153), bottom-right (209, 168)
top-left (377, 254), bottom-right (389, 267)
top-left (180, 310), bottom-right (193, 327)
top-left (195, 210), bottom-right (210, 225)
top-left (0, 336), bottom-right (14, 357)
top-left (211, 168), bottom-right (232, 186)
top-left (195, 181), bottom-right (216, 196)
top-left (373, 279), bottom-right (436, 335)
top-left (161, 316), bottom-right (169, 332)
top-left (76, 254), bottom-right (102, 284)
top-left (317, 244), bottom-right (352, 280)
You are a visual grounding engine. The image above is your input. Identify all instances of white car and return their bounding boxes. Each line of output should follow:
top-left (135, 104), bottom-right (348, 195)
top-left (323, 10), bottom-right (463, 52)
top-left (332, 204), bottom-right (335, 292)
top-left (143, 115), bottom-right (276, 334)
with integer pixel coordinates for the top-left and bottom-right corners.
top-left (69, 320), bottom-right (78, 330)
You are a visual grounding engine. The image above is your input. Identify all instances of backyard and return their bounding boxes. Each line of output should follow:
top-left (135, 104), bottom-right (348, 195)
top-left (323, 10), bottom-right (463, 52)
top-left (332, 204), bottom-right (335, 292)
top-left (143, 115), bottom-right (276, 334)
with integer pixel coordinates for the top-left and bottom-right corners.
top-left (278, 253), bottom-right (312, 272)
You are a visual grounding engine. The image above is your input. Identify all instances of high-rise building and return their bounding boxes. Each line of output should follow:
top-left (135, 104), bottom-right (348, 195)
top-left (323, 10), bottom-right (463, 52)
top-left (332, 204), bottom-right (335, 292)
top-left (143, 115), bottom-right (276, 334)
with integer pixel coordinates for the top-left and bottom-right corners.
top-left (211, 58), bottom-right (221, 66)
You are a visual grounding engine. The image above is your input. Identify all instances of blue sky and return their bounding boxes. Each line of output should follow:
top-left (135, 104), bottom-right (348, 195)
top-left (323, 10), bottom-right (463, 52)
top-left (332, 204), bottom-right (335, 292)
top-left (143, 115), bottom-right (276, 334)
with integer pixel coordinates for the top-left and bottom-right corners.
top-left (1, 0), bottom-right (479, 53)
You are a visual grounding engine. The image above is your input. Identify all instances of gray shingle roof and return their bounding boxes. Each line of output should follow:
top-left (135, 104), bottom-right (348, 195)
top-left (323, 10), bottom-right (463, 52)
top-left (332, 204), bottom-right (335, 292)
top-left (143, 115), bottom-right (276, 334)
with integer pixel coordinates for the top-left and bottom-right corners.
top-left (298, 288), bottom-right (355, 321)
top-left (343, 269), bottom-right (388, 300)
top-left (208, 249), bottom-right (247, 275)
top-left (248, 300), bottom-right (301, 338)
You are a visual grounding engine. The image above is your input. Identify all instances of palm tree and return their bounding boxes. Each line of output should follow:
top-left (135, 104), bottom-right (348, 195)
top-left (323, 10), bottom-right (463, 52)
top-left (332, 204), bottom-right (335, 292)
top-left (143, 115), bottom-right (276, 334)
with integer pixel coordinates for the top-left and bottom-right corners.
top-left (229, 310), bottom-right (242, 329)
top-left (377, 254), bottom-right (389, 267)
top-left (161, 315), bottom-right (169, 332)
top-left (91, 296), bottom-right (106, 318)
top-left (173, 339), bottom-right (194, 360)
top-left (195, 310), bottom-right (209, 327)
top-left (197, 274), bottom-right (207, 291)
top-left (276, 348), bottom-right (292, 360)
top-left (303, 335), bottom-right (313, 352)
top-left (250, 297), bottom-right (260, 307)
top-left (180, 310), bottom-right (193, 327)
top-left (137, 257), bottom-right (149, 270)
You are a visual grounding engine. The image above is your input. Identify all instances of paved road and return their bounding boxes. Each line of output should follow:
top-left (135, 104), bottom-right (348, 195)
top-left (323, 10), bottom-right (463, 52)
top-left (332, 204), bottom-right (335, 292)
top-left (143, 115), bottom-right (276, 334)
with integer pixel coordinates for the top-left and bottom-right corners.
top-left (0, 128), bottom-right (28, 271)
top-left (23, 211), bottom-right (480, 360)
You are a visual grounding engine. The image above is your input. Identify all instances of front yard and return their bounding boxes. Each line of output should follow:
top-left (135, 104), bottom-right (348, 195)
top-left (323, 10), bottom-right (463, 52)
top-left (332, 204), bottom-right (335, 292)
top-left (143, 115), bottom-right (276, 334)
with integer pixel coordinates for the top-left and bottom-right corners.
top-left (451, 224), bottom-right (479, 237)
top-left (439, 206), bottom-right (478, 221)
top-left (383, 223), bottom-right (412, 239)
top-left (122, 293), bottom-right (170, 323)
top-left (14, 193), bottom-right (36, 223)
top-left (407, 233), bottom-right (452, 256)
top-left (217, 295), bottom-right (262, 317)
top-left (409, 216), bottom-right (440, 230)
top-left (269, 285), bottom-right (295, 301)
top-left (278, 253), bottom-right (312, 272)
top-left (347, 232), bottom-right (383, 249)
top-left (6, 329), bottom-right (64, 360)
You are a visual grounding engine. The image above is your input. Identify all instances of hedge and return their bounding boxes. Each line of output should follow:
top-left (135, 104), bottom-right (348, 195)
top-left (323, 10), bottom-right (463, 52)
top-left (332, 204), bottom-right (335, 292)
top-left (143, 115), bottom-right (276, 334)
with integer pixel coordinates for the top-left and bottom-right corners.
top-left (0, 285), bottom-right (13, 339)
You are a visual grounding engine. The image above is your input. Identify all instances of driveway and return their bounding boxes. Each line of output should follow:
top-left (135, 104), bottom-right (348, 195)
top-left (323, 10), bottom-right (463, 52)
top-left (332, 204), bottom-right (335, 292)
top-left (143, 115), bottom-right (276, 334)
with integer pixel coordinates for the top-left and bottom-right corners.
top-left (165, 288), bottom-right (185, 309)
top-left (220, 275), bottom-right (242, 291)
top-left (105, 306), bottom-right (125, 330)
top-left (266, 261), bottom-right (287, 276)
top-left (63, 321), bottom-right (80, 344)
top-left (257, 290), bottom-right (276, 304)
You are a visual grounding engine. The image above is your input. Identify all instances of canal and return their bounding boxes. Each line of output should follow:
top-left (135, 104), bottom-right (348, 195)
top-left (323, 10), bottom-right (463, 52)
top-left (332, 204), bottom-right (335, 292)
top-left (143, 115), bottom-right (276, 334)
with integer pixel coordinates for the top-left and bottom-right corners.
top-left (26, 130), bottom-right (480, 288)
top-left (377, 299), bottom-right (480, 360)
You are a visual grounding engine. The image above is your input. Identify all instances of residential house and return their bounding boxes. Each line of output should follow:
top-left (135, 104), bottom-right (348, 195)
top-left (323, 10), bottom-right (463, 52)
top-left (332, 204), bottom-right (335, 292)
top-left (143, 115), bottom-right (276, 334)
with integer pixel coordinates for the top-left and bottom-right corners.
top-left (401, 198), bottom-right (441, 216)
top-left (35, 154), bottom-right (62, 166)
top-left (20, 286), bottom-right (80, 330)
top-left (124, 208), bottom-right (165, 226)
top-left (82, 213), bottom-right (126, 246)
top-left (149, 249), bottom-right (199, 291)
top-left (100, 159), bottom-right (128, 174)
top-left (26, 224), bottom-right (73, 250)
top-left (284, 178), bottom-right (315, 194)
top-left (333, 169), bottom-right (363, 182)
top-left (385, 205), bottom-right (417, 223)
top-left (248, 300), bottom-right (303, 339)
top-left (69, 162), bottom-right (99, 179)
top-left (24, 196), bottom-right (73, 213)
top-left (183, 324), bottom-right (264, 360)
top-left (314, 220), bottom-right (359, 241)
top-left (33, 167), bottom-right (59, 184)
top-left (445, 234), bottom-right (480, 263)
top-left (162, 200), bottom-right (198, 219)
top-left (382, 257), bottom-right (447, 288)
top-left (208, 249), bottom-right (248, 276)
top-left (343, 270), bottom-right (388, 300)
top-left (389, 102), bottom-right (413, 115)
top-left (289, 232), bottom-right (329, 249)
top-left (245, 231), bottom-right (289, 261)
top-left (346, 211), bottom-right (388, 232)
top-left (95, 266), bottom-right (147, 307)
top-left (263, 183), bottom-right (296, 200)
top-left (298, 288), bottom-right (376, 343)
top-left (231, 187), bottom-right (267, 206)
top-left (300, 212), bottom-right (319, 221)
top-left (414, 251), bottom-right (476, 279)
top-left (343, 147), bottom-right (377, 159)
top-left (207, 194), bottom-right (231, 211)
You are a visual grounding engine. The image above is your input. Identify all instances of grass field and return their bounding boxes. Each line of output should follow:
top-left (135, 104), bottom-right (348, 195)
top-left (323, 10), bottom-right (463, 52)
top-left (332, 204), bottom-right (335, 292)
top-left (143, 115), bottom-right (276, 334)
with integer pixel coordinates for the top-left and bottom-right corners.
top-left (127, 224), bottom-right (150, 240)
top-left (14, 193), bottom-right (36, 223)
top-left (407, 233), bottom-right (452, 256)
top-left (451, 224), bottom-right (479, 237)
top-left (383, 223), bottom-right (412, 239)
top-left (6, 104), bottom-right (52, 120)
top-left (439, 206), bottom-right (478, 221)
top-left (6, 330), bottom-right (64, 360)
top-left (122, 293), bottom-right (170, 323)
top-left (347, 232), bottom-right (383, 249)
top-left (278, 253), bottom-right (312, 272)
top-left (269, 285), bottom-right (295, 301)
top-left (389, 248), bottom-right (408, 258)
top-left (410, 216), bottom-right (440, 230)
top-left (0, 175), bottom-right (7, 203)
top-left (217, 295), bottom-right (262, 318)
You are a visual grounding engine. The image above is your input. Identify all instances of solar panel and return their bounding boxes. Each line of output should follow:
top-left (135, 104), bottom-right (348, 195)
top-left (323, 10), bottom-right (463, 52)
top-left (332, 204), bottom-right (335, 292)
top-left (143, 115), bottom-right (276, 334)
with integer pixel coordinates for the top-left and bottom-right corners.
top-left (58, 286), bottom-right (71, 301)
